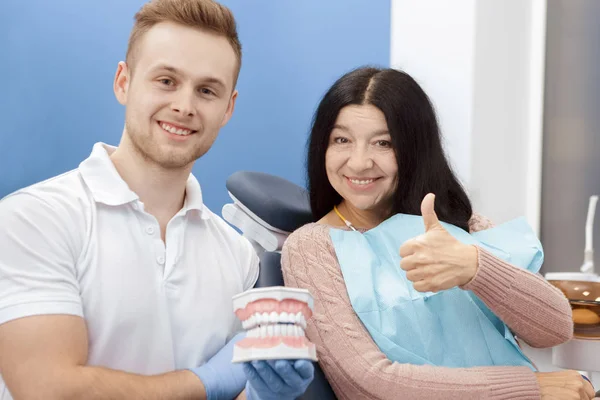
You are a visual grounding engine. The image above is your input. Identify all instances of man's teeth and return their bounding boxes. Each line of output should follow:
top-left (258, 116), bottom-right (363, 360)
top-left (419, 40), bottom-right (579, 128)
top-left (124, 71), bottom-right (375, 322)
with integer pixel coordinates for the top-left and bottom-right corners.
top-left (161, 123), bottom-right (192, 136)
top-left (350, 178), bottom-right (375, 185)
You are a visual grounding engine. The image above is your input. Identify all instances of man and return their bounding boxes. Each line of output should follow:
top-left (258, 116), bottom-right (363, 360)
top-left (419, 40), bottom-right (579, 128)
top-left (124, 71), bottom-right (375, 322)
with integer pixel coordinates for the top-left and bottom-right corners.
top-left (0, 0), bottom-right (314, 399)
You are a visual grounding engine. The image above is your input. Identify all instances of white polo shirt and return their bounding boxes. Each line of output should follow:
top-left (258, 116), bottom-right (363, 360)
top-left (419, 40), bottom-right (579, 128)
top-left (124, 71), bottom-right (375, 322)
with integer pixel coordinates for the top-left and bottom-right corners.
top-left (0, 143), bottom-right (259, 396)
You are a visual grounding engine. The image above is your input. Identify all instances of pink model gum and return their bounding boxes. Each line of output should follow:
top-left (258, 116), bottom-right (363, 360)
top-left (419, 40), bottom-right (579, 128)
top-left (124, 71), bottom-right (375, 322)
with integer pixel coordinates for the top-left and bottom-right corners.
top-left (237, 336), bottom-right (314, 349)
top-left (234, 298), bottom-right (313, 321)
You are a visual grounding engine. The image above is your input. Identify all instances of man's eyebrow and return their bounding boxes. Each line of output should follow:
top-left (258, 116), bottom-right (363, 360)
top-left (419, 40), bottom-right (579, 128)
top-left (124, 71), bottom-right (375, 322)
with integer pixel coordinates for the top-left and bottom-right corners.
top-left (150, 64), bottom-right (226, 89)
top-left (150, 64), bottom-right (181, 74)
top-left (201, 76), bottom-right (226, 89)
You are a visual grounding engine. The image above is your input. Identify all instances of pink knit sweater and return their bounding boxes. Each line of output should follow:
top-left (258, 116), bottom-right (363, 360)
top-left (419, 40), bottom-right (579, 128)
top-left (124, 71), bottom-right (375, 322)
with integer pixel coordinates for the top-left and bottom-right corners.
top-left (280, 214), bottom-right (574, 400)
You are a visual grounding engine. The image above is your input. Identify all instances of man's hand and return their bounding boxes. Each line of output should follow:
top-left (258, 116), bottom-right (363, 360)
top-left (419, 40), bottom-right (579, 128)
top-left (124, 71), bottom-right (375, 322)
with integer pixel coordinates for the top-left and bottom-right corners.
top-left (243, 359), bottom-right (314, 400)
top-left (399, 193), bottom-right (478, 293)
top-left (190, 332), bottom-right (247, 400)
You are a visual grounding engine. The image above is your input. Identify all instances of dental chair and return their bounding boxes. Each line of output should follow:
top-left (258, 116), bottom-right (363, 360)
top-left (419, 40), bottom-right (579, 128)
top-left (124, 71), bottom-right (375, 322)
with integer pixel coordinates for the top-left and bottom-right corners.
top-left (222, 171), bottom-right (338, 400)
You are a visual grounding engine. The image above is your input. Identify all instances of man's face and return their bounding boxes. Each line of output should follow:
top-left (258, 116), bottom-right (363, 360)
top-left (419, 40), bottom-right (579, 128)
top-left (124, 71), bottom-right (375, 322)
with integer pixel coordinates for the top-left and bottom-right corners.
top-left (114, 21), bottom-right (238, 169)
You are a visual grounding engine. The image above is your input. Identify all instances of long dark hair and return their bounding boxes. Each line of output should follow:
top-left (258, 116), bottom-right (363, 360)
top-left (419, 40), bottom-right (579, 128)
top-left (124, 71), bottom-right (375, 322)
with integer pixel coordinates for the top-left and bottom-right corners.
top-left (306, 66), bottom-right (473, 231)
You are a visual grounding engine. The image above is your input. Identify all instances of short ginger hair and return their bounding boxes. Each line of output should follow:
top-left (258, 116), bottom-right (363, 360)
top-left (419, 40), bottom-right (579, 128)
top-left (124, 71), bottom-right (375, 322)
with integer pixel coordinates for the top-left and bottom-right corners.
top-left (126, 0), bottom-right (242, 78)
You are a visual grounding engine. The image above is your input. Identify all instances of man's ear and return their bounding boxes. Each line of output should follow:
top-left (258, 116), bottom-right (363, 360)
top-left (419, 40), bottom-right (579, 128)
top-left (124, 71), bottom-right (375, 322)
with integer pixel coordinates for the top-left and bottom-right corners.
top-left (220, 90), bottom-right (238, 128)
top-left (113, 61), bottom-right (131, 105)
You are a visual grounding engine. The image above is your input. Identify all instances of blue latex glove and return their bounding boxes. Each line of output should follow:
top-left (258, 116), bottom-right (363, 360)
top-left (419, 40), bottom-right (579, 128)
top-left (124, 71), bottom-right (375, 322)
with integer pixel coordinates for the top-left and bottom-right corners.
top-left (190, 332), bottom-right (246, 400)
top-left (243, 359), bottom-right (314, 400)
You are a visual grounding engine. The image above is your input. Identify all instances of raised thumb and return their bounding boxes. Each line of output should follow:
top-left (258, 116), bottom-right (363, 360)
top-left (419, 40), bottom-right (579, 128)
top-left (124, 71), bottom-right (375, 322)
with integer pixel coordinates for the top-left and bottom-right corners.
top-left (421, 193), bottom-right (441, 232)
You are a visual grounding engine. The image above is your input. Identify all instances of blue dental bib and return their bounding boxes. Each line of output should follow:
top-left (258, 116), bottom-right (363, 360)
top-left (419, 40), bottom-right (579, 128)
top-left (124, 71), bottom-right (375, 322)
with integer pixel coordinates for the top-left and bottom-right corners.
top-left (329, 214), bottom-right (543, 369)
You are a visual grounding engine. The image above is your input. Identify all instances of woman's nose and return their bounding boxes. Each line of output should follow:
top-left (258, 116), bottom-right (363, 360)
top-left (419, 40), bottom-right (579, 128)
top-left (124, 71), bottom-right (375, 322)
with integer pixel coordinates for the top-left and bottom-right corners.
top-left (346, 148), bottom-right (374, 171)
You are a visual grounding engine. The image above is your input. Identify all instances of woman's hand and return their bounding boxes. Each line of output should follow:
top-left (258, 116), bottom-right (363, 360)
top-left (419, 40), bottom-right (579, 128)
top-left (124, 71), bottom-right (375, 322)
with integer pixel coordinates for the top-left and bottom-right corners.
top-left (535, 370), bottom-right (596, 400)
top-left (399, 193), bottom-right (478, 292)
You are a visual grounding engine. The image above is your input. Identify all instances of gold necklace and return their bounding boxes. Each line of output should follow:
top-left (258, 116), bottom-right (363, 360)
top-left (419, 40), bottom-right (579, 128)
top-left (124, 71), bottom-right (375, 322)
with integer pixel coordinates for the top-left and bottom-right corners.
top-left (333, 205), bottom-right (357, 231)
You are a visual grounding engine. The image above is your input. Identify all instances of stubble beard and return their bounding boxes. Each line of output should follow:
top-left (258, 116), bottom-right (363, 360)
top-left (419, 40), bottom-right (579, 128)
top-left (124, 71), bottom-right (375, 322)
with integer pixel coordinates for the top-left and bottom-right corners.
top-left (125, 119), bottom-right (206, 170)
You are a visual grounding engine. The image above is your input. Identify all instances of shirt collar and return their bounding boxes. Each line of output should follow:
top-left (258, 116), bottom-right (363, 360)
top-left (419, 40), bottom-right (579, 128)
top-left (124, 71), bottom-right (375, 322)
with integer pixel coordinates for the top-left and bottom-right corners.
top-left (79, 142), bottom-right (209, 218)
top-left (182, 171), bottom-right (209, 217)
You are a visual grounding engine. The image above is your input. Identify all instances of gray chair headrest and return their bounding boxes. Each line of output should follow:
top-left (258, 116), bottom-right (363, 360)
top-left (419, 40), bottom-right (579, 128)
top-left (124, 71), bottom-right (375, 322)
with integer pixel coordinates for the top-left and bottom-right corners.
top-left (226, 171), bottom-right (313, 233)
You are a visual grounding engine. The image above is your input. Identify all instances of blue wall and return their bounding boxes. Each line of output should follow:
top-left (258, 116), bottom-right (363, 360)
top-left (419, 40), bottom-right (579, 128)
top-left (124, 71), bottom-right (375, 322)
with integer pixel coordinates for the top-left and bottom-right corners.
top-left (1, 1), bottom-right (390, 213)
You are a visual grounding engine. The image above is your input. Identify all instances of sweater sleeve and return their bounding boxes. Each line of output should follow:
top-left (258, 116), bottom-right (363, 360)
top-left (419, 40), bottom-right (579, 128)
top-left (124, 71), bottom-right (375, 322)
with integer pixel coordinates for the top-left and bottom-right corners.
top-left (462, 213), bottom-right (573, 348)
top-left (281, 223), bottom-right (541, 400)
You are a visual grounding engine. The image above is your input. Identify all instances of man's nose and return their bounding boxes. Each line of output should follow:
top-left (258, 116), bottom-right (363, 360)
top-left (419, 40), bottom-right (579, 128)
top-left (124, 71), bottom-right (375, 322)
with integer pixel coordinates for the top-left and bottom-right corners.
top-left (171, 90), bottom-right (195, 117)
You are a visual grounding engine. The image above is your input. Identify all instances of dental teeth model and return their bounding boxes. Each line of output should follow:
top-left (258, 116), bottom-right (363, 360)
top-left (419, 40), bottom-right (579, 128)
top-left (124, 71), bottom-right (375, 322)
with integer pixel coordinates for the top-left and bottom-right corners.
top-left (231, 286), bottom-right (318, 363)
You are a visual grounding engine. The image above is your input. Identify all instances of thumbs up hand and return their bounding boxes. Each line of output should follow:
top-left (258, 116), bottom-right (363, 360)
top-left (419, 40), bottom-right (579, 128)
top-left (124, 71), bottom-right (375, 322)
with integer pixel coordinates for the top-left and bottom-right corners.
top-left (399, 193), bottom-right (479, 293)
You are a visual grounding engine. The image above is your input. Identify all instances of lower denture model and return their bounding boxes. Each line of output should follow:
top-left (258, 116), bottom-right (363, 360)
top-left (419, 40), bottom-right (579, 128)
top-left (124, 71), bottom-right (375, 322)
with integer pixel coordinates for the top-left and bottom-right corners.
top-left (231, 286), bottom-right (318, 363)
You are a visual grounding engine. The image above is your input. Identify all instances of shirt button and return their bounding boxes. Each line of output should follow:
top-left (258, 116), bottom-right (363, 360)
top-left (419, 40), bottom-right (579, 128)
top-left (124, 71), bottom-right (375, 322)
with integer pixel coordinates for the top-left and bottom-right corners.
top-left (157, 256), bottom-right (165, 265)
top-left (146, 226), bottom-right (155, 235)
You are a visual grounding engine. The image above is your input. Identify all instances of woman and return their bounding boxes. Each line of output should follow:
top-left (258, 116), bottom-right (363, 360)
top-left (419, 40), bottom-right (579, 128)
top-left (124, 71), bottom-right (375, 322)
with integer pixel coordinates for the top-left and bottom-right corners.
top-left (281, 67), bottom-right (595, 400)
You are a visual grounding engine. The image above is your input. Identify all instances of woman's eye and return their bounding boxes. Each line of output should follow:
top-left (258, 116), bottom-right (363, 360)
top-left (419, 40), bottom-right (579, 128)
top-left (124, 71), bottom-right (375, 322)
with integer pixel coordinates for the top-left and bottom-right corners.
top-left (333, 137), bottom-right (349, 144)
top-left (376, 140), bottom-right (391, 147)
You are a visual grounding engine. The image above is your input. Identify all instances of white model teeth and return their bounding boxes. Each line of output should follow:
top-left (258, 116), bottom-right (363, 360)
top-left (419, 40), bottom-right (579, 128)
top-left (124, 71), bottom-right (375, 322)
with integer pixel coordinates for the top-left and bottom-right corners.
top-left (161, 123), bottom-right (192, 136)
top-left (269, 312), bottom-right (278, 324)
top-left (247, 325), bottom-right (305, 338)
top-left (242, 312), bottom-right (307, 329)
top-left (350, 179), bottom-right (375, 185)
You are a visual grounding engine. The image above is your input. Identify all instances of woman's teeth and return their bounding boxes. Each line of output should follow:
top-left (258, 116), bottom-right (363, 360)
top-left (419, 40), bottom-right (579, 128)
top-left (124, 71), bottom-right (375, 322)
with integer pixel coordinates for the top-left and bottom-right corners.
top-left (349, 178), bottom-right (375, 185)
top-left (161, 123), bottom-right (193, 136)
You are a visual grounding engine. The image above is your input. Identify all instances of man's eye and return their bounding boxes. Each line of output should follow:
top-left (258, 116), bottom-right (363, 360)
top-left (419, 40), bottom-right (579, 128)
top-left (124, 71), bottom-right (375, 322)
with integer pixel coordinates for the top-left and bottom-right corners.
top-left (200, 88), bottom-right (215, 96)
top-left (159, 79), bottom-right (174, 86)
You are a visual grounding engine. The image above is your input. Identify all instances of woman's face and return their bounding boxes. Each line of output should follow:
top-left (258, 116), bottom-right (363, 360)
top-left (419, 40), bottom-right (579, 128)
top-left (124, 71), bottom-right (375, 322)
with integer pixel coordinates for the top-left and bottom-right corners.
top-left (325, 104), bottom-right (398, 214)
